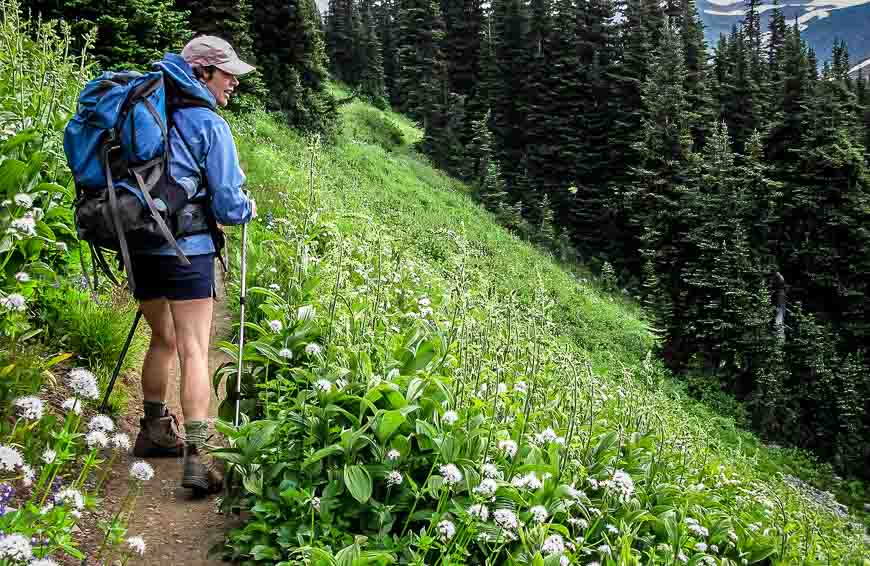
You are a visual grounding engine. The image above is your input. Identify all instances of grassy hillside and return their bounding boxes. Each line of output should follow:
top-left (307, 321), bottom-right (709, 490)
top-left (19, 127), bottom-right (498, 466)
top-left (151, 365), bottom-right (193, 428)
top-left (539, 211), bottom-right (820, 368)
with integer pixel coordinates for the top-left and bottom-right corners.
top-left (207, 87), bottom-right (869, 564)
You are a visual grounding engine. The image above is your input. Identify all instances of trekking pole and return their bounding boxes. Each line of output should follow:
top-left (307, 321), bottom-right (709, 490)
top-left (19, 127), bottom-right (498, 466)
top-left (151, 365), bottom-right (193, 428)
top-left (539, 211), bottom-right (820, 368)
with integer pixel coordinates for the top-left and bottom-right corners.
top-left (100, 308), bottom-right (143, 413)
top-left (233, 194), bottom-right (250, 428)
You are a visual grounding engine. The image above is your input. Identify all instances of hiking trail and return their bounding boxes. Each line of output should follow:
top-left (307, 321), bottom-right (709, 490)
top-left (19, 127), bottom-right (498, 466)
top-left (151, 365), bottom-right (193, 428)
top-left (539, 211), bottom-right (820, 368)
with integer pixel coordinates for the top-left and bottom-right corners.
top-left (63, 272), bottom-right (239, 566)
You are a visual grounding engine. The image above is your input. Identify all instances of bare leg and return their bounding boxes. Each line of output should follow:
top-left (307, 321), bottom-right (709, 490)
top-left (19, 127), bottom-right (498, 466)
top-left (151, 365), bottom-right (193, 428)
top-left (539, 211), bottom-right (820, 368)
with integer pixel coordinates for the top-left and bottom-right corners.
top-left (168, 298), bottom-right (214, 422)
top-left (140, 298), bottom-right (177, 404)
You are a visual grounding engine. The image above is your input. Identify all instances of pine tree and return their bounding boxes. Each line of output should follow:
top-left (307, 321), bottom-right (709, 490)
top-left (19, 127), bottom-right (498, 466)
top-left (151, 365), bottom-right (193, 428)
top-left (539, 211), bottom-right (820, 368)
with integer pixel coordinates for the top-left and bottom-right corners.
top-left (396, 0), bottom-right (447, 122)
top-left (488, 0), bottom-right (530, 195)
top-left (326, 0), bottom-right (355, 82)
top-left (679, 0), bottom-right (713, 148)
top-left (252, 0), bottom-right (338, 136)
top-left (359, 3), bottom-right (387, 104)
top-left (373, 0), bottom-right (399, 104)
top-left (622, 23), bottom-right (694, 293)
top-left (27, 0), bottom-right (192, 70)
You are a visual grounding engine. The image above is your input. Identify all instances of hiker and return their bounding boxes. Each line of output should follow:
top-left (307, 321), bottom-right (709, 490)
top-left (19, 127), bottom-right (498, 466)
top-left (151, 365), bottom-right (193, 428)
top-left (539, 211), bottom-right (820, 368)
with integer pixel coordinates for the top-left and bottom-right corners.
top-left (129, 36), bottom-right (256, 495)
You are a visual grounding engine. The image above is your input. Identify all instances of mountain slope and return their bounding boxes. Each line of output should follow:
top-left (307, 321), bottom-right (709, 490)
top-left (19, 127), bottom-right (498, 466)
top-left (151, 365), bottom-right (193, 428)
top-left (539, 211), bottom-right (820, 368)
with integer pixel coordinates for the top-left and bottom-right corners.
top-left (697, 0), bottom-right (870, 64)
top-left (211, 86), bottom-right (869, 563)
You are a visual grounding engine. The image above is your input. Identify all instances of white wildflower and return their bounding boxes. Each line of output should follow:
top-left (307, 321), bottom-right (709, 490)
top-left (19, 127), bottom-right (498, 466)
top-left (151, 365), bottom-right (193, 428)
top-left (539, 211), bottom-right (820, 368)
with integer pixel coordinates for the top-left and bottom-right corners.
top-left (535, 427), bottom-right (558, 444)
top-left (86, 430), bottom-right (109, 449)
top-left (0, 533), bottom-right (32, 561)
top-left (386, 449), bottom-right (401, 461)
top-left (130, 461), bottom-right (155, 481)
top-left (11, 217), bottom-right (36, 236)
top-left (0, 445), bottom-right (24, 472)
top-left (695, 542), bottom-right (708, 552)
top-left (604, 469), bottom-right (635, 502)
top-left (606, 523), bottom-right (619, 535)
top-left (677, 551), bottom-right (688, 563)
top-left (474, 478), bottom-right (497, 497)
top-left (418, 297), bottom-right (431, 307)
top-left (13, 193), bottom-right (32, 208)
top-left (127, 536), bottom-right (146, 556)
top-left (305, 343), bottom-right (322, 355)
top-left (568, 517), bottom-right (589, 529)
top-left (55, 488), bottom-right (84, 510)
top-left (40, 503), bottom-right (54, 515)
top-left (279, 348), bottom-right (293, 359)
top-left (530, 505), bottom-right (549, 523)
top-left (710, 545), bottom-right (719, 554)
top-left (0, 293), bottom-right (26, 312)
top-left (597, 544), bottom-right (612, 556)
top-left (512, 472), bottom-right (542, 490)
top-left (268, 283), bottom-right (280, 291)
top-left (269, 267), bottom-right (278, 273)
top-left (311, 496), bottom-right (321, 511)
top-left (68, 368), bottom-right (99, 400)
top-left (42, 449), bottom-right (57, 465)
top-left (560, 557), bottom-right (570, 566)
top-left (30, 558), bottom-right (59, 566)
top-left (514, 381), bottom-right (527, 393)
top-left (386, 471), bottom-right (403, 486)
top-left (268, 319), bottom-right (283, 333)
top-left (13, 396), bottom-right (43, 420)
top-left (61, 397), bottom-right (82, 415)
top-left (14, 272), bottom-right (29, 283)
top-left (55, 242), bottom-right (67, 252)
top-left (498, 439), bottom-right (517, 458)
top-left (494, 509), bottom-right (518, 530)
top-left (21, 464), bottom-right (34, 486)
top-left (440, 464), bottom-right (463, 486)
top-left (315, 379), bottom-right (332, 393)
top-left (442, 410), bottom-right (459, 425)
top-left (437, 520), bottom-right (456, 541)
top-left (542, 534), bottom-right (565, 555)
top-left (297, 305), bottom-right (315, 321)
top-left (686, 518), bottom-right (709, 538)
top-left (88, 414), bottom-right (115, 432)
top-left (111, 433), bottom-right (131, 451)
top-left (497, 383), bottom-right (507, 394)
top-left (482, 463), bottom-right (501, 479)
top-left (468, 503), bottom-right (489, 521)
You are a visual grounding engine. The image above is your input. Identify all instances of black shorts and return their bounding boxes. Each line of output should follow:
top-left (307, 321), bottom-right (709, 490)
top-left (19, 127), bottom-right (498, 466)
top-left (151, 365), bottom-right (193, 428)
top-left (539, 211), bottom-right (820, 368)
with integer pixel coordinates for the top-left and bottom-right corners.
top-left (130, 253), bottom-right (216, 302)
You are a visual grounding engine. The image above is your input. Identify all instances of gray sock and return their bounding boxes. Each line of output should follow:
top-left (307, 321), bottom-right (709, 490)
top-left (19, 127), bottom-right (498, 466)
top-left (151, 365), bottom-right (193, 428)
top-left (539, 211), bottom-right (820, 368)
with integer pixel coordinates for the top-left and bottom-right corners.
top-left (184, 420), bottom-right (208, 450)
top-left (143, 400), bottom-right (166, 419)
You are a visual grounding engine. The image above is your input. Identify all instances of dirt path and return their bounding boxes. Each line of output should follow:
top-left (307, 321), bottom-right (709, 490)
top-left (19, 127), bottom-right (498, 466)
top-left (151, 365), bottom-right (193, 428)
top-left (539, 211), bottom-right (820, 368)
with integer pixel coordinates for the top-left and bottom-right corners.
top-left (67, 272), bottom-right (240, 566)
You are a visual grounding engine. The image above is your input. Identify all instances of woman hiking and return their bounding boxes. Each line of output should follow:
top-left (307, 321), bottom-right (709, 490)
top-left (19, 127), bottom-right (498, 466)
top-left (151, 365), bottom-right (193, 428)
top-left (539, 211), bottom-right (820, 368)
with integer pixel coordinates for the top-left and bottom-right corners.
top-left (129, 36), bottom-right (256, 496)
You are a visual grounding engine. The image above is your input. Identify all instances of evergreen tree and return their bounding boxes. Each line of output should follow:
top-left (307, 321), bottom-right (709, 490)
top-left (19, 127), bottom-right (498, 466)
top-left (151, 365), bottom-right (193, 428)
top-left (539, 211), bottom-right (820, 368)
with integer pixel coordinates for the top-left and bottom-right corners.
top-left (326, 0), bottom-right (355, 82)
top-left (487, 0), bottom-right (530, 195)
top-left (252, 0), bottom-right (338, 136)
top-left (396, 0), bottom-right (447, 122)
top-left (373, 0), bottom-right (399, 104)
top-left (27, 0), bottom-right (192, 70)
top-left (359, 3), bottom-right (387, 104)
top-left (623, 23), bottom-right (693, 296)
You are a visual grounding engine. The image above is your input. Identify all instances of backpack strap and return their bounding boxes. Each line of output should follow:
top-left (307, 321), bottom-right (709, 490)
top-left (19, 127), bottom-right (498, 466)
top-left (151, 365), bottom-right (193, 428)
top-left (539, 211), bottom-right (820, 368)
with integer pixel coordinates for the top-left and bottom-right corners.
top-left (103, 144), bottom-right (138, 293)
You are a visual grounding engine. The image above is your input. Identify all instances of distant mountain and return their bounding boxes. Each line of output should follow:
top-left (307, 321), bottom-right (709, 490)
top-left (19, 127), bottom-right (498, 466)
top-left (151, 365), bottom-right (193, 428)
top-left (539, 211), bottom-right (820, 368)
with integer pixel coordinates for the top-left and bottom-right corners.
top-left (697, 0), bottom-right (870, 67)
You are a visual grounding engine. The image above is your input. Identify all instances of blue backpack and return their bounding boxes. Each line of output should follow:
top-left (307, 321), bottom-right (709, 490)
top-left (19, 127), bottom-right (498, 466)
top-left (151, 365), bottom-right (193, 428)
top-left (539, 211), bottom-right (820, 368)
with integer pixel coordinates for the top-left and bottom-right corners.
top-left (64, 68), bottom-right (216, 292)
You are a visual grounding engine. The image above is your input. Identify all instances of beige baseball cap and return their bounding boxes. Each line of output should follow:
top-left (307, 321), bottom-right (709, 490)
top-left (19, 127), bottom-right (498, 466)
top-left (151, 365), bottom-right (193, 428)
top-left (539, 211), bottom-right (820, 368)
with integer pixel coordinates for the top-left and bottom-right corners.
top-left (181, 35), bottom-right (255, 76)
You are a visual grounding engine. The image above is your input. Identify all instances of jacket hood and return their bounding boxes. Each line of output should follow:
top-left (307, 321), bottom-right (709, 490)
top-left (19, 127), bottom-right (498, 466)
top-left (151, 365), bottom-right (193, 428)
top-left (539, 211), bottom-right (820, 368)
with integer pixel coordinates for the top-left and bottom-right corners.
top-left (154, 53), bottom-right (217, 109)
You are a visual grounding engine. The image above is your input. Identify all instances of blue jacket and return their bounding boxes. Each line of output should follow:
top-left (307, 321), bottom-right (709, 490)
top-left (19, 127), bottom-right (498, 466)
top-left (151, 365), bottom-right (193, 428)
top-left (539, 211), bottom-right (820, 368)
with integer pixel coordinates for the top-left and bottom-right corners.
top-left (131, 53), bottom-right (252, 256)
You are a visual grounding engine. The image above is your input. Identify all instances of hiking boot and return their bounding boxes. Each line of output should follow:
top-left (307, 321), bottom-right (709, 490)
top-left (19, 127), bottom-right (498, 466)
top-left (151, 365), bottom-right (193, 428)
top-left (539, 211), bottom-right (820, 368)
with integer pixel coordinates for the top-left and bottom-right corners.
top-left (181, 444), bottom-right (224, 497)
top-left (133, 409), bottom-right (184, 458)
